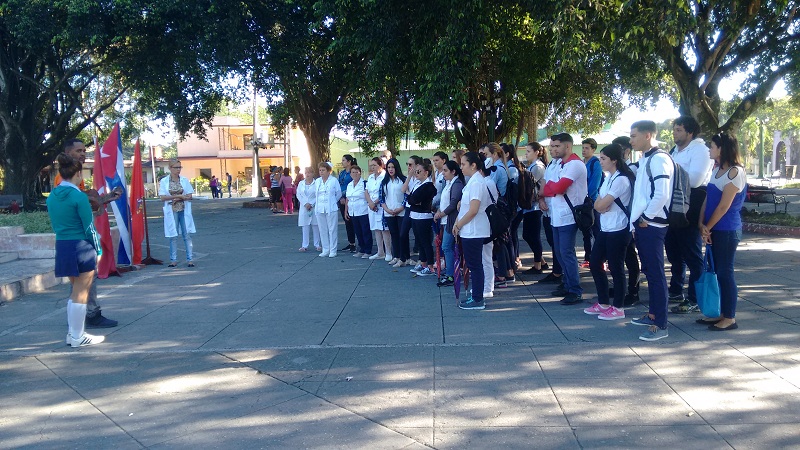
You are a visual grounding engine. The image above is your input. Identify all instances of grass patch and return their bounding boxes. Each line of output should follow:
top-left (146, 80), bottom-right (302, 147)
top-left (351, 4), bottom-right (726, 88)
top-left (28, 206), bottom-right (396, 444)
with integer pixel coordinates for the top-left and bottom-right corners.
top-left (0, 212), bottom-right (53, 234)
top-left (783, 182), bottom-right (800, 189)
top-left (741, 209), bottom-right (800, 227)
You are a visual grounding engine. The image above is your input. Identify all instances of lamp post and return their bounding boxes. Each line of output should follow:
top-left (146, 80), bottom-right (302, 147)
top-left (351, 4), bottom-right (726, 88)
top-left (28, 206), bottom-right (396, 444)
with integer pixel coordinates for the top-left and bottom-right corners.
top-left (251, 136), bottom-right (265, 198)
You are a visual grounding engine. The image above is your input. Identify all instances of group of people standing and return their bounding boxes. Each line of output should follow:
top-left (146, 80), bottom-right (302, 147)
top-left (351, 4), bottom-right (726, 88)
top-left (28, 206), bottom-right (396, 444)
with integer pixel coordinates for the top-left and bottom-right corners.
top-left (292, 116), bottom-right (746, 342)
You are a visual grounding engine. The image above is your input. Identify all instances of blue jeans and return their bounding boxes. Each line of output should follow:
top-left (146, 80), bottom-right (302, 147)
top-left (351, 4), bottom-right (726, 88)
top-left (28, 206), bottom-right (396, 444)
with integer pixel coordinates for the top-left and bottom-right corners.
top-left (712, 229), bottom-right (741, 318)
top-left (636, 225), bottom-right (668, 328)
top-left (169, 210), bottom-right (193, 262)
top-left (543, 216), bottom-right (562, 275)
top-left (553, 223), bottom-right (581, 295)
top-left (442, 229), bottom-right (455, 277)
top-left (590, 229), bottom-right (631, 308)
top-left (665, 225), bottom-right (704, 303)
top-left (461, 237), bottom-right (485, 302)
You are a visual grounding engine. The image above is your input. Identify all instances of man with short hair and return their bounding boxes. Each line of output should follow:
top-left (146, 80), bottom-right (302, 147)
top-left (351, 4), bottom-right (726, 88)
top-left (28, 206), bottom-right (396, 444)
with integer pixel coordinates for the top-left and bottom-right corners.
top-left (667, 116), bottom-right (714, 314)
top-left (55, 139), bottom-right (122, 329)
top-left (536, 137), bottom-right (564, 284)
top-left (628, 121), bottom-right (673, 341)
top-left (540, 133), bottom-right (587, 305)
top-left (579, 138), bottom-right (602, 267)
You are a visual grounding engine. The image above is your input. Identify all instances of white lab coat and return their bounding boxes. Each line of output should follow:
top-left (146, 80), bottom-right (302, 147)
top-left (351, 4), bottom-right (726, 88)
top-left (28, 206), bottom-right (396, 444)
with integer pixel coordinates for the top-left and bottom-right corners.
top-left (158, 175), bottom-right (196, 237)
top-left (296, 179), bottom-right (318, 227)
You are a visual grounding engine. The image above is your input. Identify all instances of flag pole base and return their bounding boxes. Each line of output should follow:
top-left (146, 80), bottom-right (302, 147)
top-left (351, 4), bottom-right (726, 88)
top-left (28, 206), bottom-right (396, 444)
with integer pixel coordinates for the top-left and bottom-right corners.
top-left (142, 256), bottom-right (163, 265)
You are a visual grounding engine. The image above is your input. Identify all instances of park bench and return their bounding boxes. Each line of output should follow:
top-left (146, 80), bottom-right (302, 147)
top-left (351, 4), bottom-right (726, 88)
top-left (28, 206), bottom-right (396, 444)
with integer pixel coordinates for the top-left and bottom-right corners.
top-left (0, 194), bottom-right (23, 213)
top-left (745, 184), bottom-right (790, 213)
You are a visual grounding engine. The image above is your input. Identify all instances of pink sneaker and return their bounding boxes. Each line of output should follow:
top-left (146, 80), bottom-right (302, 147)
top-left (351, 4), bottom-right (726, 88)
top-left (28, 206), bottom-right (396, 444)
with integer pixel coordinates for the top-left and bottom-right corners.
top-left (598, 306), bottom-right (626, 321)
top-left (583, 302), bottom-right (610, 315)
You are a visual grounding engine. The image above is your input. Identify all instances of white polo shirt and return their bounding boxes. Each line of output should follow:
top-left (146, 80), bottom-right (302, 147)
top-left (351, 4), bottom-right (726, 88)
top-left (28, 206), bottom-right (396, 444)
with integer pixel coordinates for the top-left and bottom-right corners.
top-left (457, 172), bottom-right (491, 239)
top-left (383, 177), bottom-right (405, 210)
top-left (346, 179), bottom-right (369, 216)
top-left (549, 154), bottom-right (588, 227)
top-left (542, 158), bottom-right (561, 217)
top-left (598, 171), bottom-right (632, 232)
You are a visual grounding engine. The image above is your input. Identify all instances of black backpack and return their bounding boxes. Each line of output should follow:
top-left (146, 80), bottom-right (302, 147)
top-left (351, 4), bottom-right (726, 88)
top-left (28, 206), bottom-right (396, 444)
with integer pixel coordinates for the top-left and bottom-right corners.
top-left (517, 168), bottom-right (536, 210)
top-left (645, 149), bottom-right (691, 227)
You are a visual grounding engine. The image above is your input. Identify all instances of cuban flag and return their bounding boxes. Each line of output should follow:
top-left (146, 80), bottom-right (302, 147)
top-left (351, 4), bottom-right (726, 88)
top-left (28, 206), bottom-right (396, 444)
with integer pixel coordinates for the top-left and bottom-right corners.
top-left (99, 123), bottom-right (132, 265)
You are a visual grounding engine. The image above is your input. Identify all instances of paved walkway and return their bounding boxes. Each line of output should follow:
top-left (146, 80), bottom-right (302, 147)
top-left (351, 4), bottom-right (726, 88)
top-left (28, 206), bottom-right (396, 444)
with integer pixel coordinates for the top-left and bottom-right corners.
top-left (1, 198), bottom-right (799, 448)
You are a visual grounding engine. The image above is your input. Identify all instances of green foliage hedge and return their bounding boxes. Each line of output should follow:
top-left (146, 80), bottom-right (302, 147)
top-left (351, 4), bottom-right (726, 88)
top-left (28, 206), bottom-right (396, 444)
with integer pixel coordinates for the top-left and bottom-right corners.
top-left (742, 209), bottom-right (800, 227)
top-left (0, 212), bottom-right (53, 234)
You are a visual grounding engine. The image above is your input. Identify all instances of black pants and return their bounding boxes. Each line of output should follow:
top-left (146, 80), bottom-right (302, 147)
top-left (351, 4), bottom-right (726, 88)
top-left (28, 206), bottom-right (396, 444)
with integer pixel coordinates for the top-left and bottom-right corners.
top-left (339, 202), bottom-right (356, 245)
top-left (625, 237), bottom-right (640, 294)
top-left (521, 210), bottom-right (544, 262)
top-left (386, 215), bottom-right (402, 258)
top-left (411, 218), bottom-right (433, 264)
top-left (399, 210), bottom-right (413, 261)
top-left (580, 210), bottom-right (601, 261)
top-left (590, 229), bottom-right (631, 308)
top-left (510, 212), bottom-right (523, 261)
top-left (543, 216), bottom-right (562, 275)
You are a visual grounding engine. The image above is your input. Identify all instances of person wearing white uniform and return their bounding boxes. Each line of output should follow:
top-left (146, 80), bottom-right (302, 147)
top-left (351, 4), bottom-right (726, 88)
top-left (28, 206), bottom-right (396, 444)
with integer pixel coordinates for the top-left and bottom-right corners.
top-left (583, 143), bottom-right (634, 321)
top-left (381, 159), bottom-right (407, 266)
top-left (313, 162), bottom-right (342, 258)
top-left (159, 159), bottom-right (196, 267)
top-left (365, 158), bottom-right (391, 261)
top-left (667, 115), bottom-right (715, 314)
top-left (345, 165), bottom-right (372, 257)
top-left (296, 166), bottom-right (321, 252)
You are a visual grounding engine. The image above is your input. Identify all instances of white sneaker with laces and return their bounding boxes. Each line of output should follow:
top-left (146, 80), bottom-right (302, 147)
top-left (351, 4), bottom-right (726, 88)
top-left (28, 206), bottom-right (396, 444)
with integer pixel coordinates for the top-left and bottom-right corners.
top-left (392, 259), bottom-right (406, 268)
top-left (384, 254), bottom-right (393, 262)
top-left (369, 253), bottom-right (382, 260)
top-left (70, 333), bottom-right (105, 348)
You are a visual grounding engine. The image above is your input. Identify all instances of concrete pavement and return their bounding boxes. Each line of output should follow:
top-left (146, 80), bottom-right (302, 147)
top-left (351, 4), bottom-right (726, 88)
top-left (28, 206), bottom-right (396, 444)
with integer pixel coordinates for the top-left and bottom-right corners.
top-left (1, 198), bottom-right (799, 448)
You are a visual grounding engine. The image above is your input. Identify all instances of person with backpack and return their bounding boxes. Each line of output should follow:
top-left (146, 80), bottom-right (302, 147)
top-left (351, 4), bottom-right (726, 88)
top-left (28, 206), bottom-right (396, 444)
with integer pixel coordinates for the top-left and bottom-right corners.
top-left (579, 138), bottom-right (603, 268)
top-left (611, 136), bottom-right (641, 306)
top-left (518, 142), bottom-right (549, 274)
top-left (536, 139), bottom-right (564, 285)
top-left (484, 143), bottom-right (515, 287)
top-left (628, 120), bottom-right (674, 341)
top-left (540, 133), bottom-right (588, 305)
top-left (583, 144), bottom-right (634, 321)
top-left (502, 143), bottom-right (524, 271)
top-left (667, 116), bottom-right (715, 314)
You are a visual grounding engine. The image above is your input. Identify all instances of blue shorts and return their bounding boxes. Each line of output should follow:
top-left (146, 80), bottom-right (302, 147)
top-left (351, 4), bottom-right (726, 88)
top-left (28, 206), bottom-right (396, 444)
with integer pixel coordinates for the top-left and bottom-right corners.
top-left (55, 239), bottom-right (97, 277)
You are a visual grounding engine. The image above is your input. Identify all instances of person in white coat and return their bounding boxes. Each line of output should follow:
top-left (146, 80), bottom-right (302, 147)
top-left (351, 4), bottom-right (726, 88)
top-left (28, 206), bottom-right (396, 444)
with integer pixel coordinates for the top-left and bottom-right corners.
top-left (158, 159), bottom-right (196, 267)
top-left (314, 162), bottom-right (342, 257)
top-left (365, 157), bottom-right (391, 261)
top-left (296, 166), bottom-right (321, 252)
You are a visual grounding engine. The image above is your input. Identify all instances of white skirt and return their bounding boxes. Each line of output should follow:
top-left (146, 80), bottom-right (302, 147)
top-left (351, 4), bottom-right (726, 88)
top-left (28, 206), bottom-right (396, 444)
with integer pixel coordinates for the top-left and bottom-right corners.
top-left (369, 208), bottom-right (385, 230)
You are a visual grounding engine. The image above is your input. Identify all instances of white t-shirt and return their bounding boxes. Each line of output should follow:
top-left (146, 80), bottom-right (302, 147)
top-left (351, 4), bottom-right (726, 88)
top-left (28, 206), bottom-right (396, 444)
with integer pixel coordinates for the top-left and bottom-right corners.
top-left (542, 158), bottom-right (561, 217)
top-left (439, 178), bottom-right (452, 225)
top-left (549, 154), bottom-right (588, 227)
top-left (708, 165), bottom-right (746, 192)
top-left (383, 177), bottom-right (405, 210)
top-left (457, 172), bottom-right (491, 239)
top-left (346, 179), bottom-right (369, 216)
top-left (365, 172), bottom-right (385, 203)
top-left (598, 171), bottom-right (633, 232)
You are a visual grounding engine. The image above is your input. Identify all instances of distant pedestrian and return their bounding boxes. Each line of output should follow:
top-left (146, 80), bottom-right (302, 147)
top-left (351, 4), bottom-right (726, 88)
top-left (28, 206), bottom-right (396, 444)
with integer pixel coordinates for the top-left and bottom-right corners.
top-left (47, 153), bottom-right (105, 348)
top-left (159, 159), bottom-right (196, 268)
top-left (210, 175), bottom-right (219, 198)
top-left (271, 168), bottom-right (282, 213)
top-left (280, 168), bottom-right (295, 214)
top-left (226, 172), bottom-right (233, 197)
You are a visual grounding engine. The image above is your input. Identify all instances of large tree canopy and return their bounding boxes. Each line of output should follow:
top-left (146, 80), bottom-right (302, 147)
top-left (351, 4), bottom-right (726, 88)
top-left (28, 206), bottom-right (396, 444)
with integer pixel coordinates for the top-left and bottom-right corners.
top-left (553, 0), bottom-right (800, 136)
top-left (0, 0), bottom-right (239, 206)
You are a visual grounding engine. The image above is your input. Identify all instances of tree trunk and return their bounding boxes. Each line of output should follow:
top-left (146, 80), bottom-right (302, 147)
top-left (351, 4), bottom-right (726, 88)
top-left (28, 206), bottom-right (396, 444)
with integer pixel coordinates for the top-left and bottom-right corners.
top-left (296, 117), bottom-right (334, 169)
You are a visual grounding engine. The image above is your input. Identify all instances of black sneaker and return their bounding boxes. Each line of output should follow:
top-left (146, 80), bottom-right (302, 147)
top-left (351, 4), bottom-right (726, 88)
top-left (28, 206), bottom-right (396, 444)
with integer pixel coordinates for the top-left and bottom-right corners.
top-left (458, 298), bottom-right (485, 310)
top-left (560, 293), bottom-right (582, 305)
top-left (85, 313), bottom-right (118, 329)
top-left (523, 267), bottom-right (544, 274)
top-left (671, 300), bottom-right (699, 314)
top-left (340, 244), bottom-right (354, 252)
top-left (536, 273), bottom-right (562, 284)
top-left (622, 292), bottom-right (640, 307)
top-left (669, 292), bottom-right (684, 303)
top-left (551, 288), bottom-right (569, 297)
top-left (437, 276), bottom-right (454, 287)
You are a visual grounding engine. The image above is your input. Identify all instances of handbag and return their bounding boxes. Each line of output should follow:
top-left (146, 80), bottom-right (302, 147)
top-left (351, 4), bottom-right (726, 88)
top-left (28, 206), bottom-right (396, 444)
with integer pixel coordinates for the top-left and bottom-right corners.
top-left (563, 194), bottom-right (595, 231)
top-left (485, 187), bottom-right (510, 241)
top-left (695, 244), bottom-right (721, 318)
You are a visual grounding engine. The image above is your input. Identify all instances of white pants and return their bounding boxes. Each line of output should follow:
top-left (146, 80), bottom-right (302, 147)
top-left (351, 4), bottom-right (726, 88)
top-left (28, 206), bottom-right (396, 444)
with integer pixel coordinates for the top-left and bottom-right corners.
top-left (482, 241), bottom-right (494, 296)
top-left (316, 212), bottom-right (339, 254)
top-left (301, 224), bottom-right (320, 248)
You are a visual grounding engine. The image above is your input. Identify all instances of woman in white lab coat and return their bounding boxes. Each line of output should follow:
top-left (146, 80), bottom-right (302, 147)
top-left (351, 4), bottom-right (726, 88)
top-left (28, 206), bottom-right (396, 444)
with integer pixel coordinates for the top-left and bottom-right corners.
top-left (314, 162), bottom-right (343, 257)
top-left (296, 166), bottom-right (321, 252)
top-left (365, 157), bottom-right (391, 261)
top-left (158, 159), bottom-right (196, 267)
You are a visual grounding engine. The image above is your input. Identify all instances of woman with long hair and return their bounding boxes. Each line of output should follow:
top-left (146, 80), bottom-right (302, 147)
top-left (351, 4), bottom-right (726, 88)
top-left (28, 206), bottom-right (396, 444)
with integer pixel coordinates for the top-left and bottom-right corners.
top-left (346, 164), bottom-right (372, 258)
top-left (280, 167), bottom-right (295, 214)
top-left (583, 143), bottom-right (635, 320)
top-left (381, 158), bottom-right (407, 265)
top-left (296, 166), bottom-right (321, 252)
top-left (697, 132), bottom-right (747, 331)
top-left (159, 158), bottom-right (196, 268)
top-left (366, 157), bottom-right (391, 261)
top-left (453, 152), bottom-right (491, 309)
top-left (48, 153), bottom-right (105, 347)
top-left (407, 160), bottom-right (438, 276)
top-left (520, 142), bottom-right (549, 274)
top-left (434, 160), bottom-right (465, 287)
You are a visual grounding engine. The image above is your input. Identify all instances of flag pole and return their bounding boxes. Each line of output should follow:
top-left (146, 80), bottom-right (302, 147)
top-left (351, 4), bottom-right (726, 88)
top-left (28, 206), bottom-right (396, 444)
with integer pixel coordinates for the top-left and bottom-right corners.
top-left (142, 144), bottom-right (162, 265)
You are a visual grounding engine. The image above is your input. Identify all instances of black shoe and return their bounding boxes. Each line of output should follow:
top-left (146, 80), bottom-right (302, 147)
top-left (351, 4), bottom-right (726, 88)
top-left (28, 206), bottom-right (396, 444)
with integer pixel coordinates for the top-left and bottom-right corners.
top-left (622, 292), bottom-right (640, 307)
top-left (85, 313), bottom-right (118, 329)
top-left (536, 273), bottom-right (562, 284)
top-left (560, 293), bottom-right (582, 305)
top-left (340, 244), bottom-right (354, 252)
top-left (524, 267), bottom-right (544, 275)
top-left (437, 276), bottom-right (454, 287)
top-left (551, 288), bottom-right (569, 297)
top-left (668, 292), bottom-right (684, 303)
top-left (671, 300), bottom-right (699, 314)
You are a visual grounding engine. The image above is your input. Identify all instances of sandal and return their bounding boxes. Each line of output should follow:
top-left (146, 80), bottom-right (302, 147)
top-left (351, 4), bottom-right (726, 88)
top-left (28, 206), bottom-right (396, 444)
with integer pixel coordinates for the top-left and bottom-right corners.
top-left (298, 247), bottom-right (307, 252)
top-left (168, 262), bottom-right (177, 268)
top-left (187, 262), bottom-right (195, 268)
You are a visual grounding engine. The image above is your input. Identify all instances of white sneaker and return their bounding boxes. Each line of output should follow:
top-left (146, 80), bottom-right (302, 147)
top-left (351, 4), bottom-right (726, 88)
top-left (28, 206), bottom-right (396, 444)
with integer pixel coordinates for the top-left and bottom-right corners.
top-left (483, 292), bottom-right (494, 299)
top-left (388, 258), bottom-right (398, 265)
top-left (70, 333), bottom-right (105, 348)
top-left (353, 252), bottom-right (364, 258)
top-left (369, 253), bottom-right (382, 260)
top-left (319, 252), bottom-right (329, 257)
top-left (361, 253), bottom-right (371, 259)
top-left (392, 260), bottom-right (406, 268)
top-left (417, 267), bottom-right (435, 276)
top-left (410, 263), bottom-right (423, 273)
top-left (384, 254), bottom-right (393, 262)
top-left (66, 333), bottom-right (71, 345)
top-left (328, 252), bottom-right (337, 258)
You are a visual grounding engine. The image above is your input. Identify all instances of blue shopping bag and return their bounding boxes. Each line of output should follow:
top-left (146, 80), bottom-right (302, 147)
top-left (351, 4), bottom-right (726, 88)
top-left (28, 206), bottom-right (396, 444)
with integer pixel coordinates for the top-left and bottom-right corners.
top-left (695, 244), bottom-right (721, 318)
